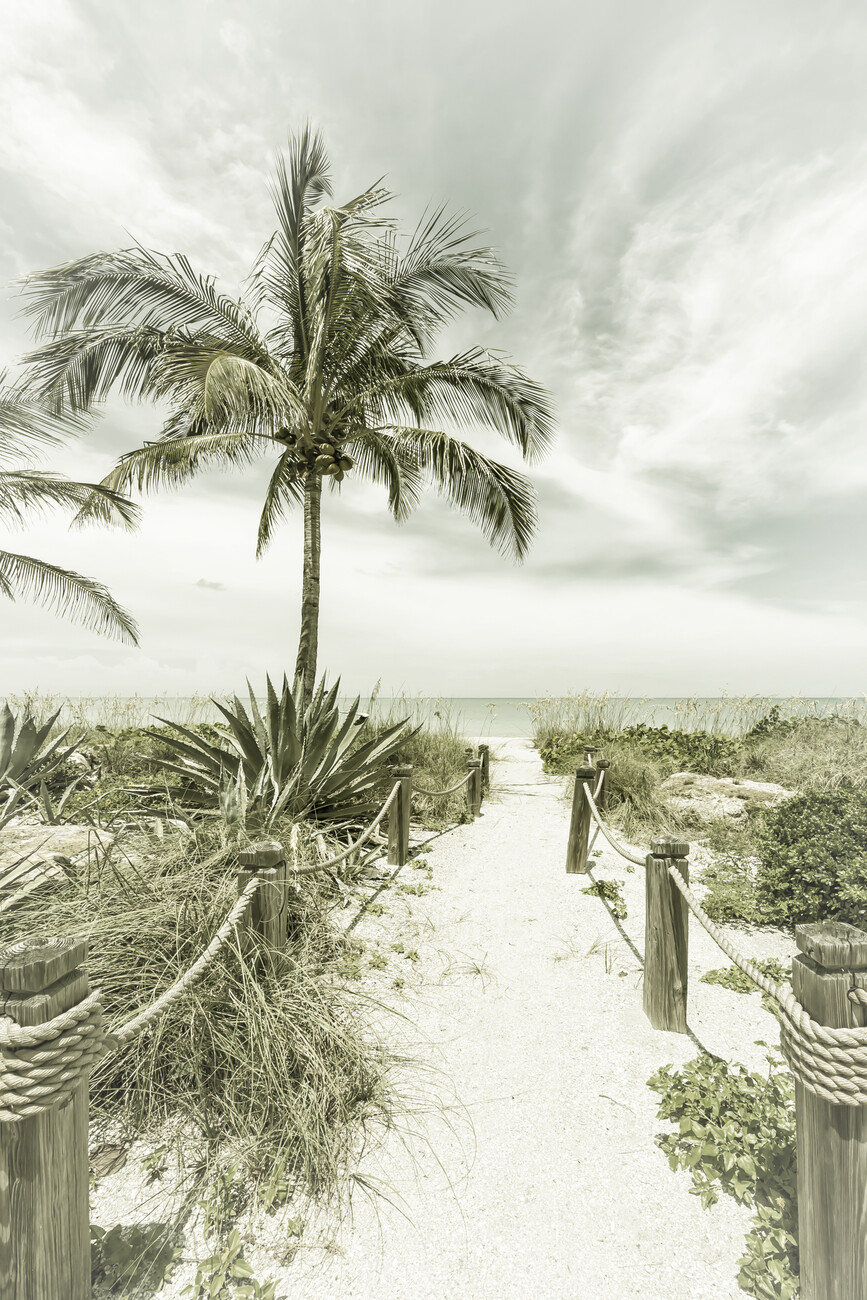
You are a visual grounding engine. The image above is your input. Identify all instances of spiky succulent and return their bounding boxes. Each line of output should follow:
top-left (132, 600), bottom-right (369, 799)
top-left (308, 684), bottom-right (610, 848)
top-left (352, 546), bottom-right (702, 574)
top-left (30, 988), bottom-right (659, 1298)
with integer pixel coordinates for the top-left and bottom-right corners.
top-left (138, 674), bottom-right (410, 830)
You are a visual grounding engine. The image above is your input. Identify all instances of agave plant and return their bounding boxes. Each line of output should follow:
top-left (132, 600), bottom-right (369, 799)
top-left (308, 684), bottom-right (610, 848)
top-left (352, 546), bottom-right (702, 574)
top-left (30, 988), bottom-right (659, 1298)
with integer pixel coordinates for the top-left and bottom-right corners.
top-left (140, 675), bottom-right (410, 830)
top-left (0, 702), bottom-right (83, 827)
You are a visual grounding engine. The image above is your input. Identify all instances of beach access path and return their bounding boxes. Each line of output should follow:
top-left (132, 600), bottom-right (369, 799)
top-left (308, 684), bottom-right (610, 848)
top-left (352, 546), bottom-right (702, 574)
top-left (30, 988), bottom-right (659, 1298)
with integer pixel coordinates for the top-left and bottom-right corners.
top-left (280, 737), bottom-right (795, 1299)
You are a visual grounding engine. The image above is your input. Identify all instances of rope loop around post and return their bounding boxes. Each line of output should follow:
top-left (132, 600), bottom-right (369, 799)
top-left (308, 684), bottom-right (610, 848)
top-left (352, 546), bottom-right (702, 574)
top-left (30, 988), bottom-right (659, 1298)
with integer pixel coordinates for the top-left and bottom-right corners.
top-left (581, 783), bottom-right (647, 867)
top-left (413, 771), bottom-right (473, 798)
top-left (0, 991), bottom-right (105, 1122)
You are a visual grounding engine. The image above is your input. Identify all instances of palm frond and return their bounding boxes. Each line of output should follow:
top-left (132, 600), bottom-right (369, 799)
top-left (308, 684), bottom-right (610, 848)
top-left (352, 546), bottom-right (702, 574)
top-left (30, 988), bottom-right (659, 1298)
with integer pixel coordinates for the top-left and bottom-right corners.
top-left (0, 550), bottom-right (139, 643)
top-left (19, 245), bottom-right (262, 351)
top-left (0, 470), bottom-right (140, 530)
top-left (97, 430), bottom-right (274, 497)
top-left (0, 373), bottom-right (84, 462)
top-left (255, 452), bottom-right (306, 556)
top-left (343, 429), bottom-right (423, 523)
top-left (339, 348), bottom-right (555, 463)
top-left (383, 205), bottom-right (514, 335)
top-left (392, 427), bottom-right (537, 560)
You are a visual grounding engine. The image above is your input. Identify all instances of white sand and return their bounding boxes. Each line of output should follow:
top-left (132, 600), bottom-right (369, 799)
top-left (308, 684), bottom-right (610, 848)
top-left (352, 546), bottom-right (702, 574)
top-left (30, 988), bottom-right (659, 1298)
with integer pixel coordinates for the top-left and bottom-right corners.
top-left (268, 738), bottom-right (793, 1299)
top-left (95, 737), bottom-right (795, 1299)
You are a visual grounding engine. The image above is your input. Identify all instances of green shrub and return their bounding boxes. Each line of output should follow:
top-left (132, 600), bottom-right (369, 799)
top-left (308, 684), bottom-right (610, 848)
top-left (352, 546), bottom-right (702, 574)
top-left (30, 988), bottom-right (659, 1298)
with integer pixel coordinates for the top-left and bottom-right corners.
top-left (538, 724), bottom-right (742, 778)
top-left (617, 723), bottom-right (743, 775)
top-left (696, 818), bottom-right (765, 926)
top-left (648, 1052), bottom-right (798, 1299)
top-left (755, 789), bottom-right (867, 927)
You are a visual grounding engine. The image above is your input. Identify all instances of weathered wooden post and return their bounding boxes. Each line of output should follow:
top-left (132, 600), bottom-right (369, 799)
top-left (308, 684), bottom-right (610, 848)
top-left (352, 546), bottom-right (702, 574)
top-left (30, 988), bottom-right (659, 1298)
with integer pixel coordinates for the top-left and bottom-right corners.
top-left (566, 765), bottom-right (595, 874)
top-left (792, 921), bottom-right (867, 1300)
top-left (465, 756), bottom-right (481, 819)
top-left (0, 937), bottom-right (97, 1300)
top-left (583, 744), bottom-right (598, 768)
top-left (469, 758), bottom-right (483, 817)
top-left (596, 758), bottom-right (610, 813)
top-left (478, 744), bottom-right (491, 791)
top-left (237, 841), bottom-right (287, 956)
top-left (643, 838), bottom-right (690, 1032)
top-left (388, 764), bottom-right (413, 867)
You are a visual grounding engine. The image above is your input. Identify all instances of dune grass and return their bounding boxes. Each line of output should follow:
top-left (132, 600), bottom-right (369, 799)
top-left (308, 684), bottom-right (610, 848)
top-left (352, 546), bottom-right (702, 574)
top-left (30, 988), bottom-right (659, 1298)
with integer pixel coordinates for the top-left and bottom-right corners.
top-left (0, 818), bottom-right (393, 1208)
top-left (363, 690), bottom-right (477, 828)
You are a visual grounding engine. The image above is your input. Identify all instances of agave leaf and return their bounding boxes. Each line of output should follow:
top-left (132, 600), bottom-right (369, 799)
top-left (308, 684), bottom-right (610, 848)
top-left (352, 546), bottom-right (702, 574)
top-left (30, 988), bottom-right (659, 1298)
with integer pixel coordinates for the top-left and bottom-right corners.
top-left (54, 775), bottom-right (84, 819)
top-left (38, 781), bottom-right (57, 825)
top-left (244, 683), bottom-right (271, 760)
top-left (307, 699), bottom-right (363, 787)
top-left (212, 698), bottom-right (265, 784)
top-left (146, 721), bottom-right (230, 775)
top-left (0, 704), bottom-right (16, 775)
top-left (142, 757), bottom-right (225, 792)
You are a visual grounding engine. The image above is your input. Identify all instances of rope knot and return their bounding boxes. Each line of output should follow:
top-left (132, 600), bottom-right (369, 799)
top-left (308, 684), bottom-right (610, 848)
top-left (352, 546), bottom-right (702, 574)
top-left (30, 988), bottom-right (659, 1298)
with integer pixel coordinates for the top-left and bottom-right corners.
top-left (0, 990), bottom-right (106, 1122)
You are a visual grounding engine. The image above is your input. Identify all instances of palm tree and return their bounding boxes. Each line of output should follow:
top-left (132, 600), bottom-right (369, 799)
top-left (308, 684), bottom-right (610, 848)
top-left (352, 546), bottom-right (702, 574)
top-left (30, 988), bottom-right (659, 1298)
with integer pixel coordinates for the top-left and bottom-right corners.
top-left (20, 126), bottom-right (553, 703)
top-left (0, 376), bottom-right (140, 642)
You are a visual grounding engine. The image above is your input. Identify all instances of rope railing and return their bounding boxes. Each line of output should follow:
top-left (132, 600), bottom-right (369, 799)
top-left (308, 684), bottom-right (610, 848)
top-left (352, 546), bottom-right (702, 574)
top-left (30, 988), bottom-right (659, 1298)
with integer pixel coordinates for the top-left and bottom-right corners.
top-left (567, 752), bottom-right (867, 1292)
top-left (0, 750), bottom-right (480, 1298)
top-left (414, 771), bottom-right (473, 798)
top-left (582, 784), bottom-right (646, 866)
top-left (106, 873), bottom-right (264, 1050)
top-left (575, 766), bottom-right (867, 1108)
top-left (297, 782), bottom-right (400, 873)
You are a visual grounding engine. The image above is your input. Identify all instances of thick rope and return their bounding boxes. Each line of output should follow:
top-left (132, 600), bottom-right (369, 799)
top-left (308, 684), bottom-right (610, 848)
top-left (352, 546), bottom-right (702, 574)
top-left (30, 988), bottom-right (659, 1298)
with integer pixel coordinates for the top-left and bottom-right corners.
top-left (291, 783), bottom-right (400, 874)
top-left (579, 781), bottom-right (867, 1105)
top-left (107, 874), bottom-right (263, 1048)
top-left (582, 784), bottom-right (646, 867)
top-left (593, 768), bottom-right (605, 800)
top-left (0, 992), bottom-right (105, 1121)
top-left (414, 771), bottom-right (473, 798)
top-left (660, 860), bottom-right (867, 1106)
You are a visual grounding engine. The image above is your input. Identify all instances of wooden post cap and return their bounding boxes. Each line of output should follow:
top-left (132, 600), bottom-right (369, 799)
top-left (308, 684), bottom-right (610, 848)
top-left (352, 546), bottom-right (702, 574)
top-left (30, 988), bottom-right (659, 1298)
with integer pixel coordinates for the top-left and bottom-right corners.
top-left (238, 841), bottom-right (284, 869)
top-left (389, 764), bottom-right (413, 776)
top-left (596, 759), bottom-right (610, 769)
top-left (796, 921), bottom-right (867, 969)
top-left (0, 937), bottom-right (88, 993)
top-left (575, 765), bottom-right (595, 781)
top-left (650, 838), bottom-right (690, 859)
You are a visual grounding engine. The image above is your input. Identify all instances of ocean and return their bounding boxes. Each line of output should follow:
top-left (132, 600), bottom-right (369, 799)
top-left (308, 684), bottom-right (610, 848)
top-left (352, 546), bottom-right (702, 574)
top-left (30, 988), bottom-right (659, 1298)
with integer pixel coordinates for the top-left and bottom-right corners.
top-left (32, 694), bottom-right (866, 738)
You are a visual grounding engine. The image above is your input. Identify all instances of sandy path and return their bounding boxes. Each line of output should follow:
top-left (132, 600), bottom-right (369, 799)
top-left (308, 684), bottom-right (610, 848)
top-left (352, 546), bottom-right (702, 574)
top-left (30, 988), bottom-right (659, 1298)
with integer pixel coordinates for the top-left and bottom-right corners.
top-left (281, 738), bottom-right (795, 1300)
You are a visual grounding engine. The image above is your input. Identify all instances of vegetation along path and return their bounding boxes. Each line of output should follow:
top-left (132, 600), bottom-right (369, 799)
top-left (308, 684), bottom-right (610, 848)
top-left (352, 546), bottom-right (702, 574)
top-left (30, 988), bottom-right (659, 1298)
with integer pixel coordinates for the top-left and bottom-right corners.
top-left (290, 738), bottom-right (795, 1300)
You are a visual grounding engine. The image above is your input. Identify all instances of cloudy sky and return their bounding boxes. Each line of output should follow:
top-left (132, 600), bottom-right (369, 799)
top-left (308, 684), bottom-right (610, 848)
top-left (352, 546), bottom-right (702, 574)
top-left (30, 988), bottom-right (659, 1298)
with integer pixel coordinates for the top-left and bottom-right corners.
top-left (2, 0), bottom-right (867, 699)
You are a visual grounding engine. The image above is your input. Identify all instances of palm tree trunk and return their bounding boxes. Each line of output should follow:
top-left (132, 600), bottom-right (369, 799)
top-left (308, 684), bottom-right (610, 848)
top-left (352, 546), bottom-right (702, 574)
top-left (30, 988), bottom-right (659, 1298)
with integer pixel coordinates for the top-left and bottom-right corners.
top-left (293, 469), bottom-right (322, 706)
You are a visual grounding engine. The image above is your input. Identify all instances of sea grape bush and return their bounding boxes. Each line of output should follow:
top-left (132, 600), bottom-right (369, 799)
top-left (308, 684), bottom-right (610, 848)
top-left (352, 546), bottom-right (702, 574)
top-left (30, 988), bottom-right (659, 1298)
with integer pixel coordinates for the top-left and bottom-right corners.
top-left (648, 1052), bottom-right (798, 1299)
top-left (755, 788), bottom-right (867, 928)
top-left (539, 724), bottom-right (742, 777)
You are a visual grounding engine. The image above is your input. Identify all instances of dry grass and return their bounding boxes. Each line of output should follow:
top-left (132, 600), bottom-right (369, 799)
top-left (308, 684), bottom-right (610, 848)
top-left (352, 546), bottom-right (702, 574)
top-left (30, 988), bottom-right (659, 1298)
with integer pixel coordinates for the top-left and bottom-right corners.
top-left (0, 818), bottom-right (394, 1205)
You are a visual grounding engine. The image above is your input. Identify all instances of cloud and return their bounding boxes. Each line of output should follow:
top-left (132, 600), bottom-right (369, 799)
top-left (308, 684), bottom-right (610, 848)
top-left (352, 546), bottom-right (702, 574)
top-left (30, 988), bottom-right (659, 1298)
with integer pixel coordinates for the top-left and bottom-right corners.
top-left (2, 0), bottom-right (867, 694)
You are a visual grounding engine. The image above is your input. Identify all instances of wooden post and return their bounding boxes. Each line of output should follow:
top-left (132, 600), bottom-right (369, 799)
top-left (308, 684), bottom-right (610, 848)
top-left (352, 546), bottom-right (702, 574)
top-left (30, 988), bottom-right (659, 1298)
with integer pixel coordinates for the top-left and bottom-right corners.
top-left (583, 745), bottom-right (598, 768)
top-left (388, 765), bottom-right (413, 867)
top-left (643, 838), bottom-right (690, 1033)
top-left (596, 759), bottom-right (610, 813)
top-left (478, 744), bottom-right (490, 791)
top-left (469, 759), bottom-right (483, 817)
top-left (465, 757), bottom-right (479, 820)
top-left (566, 765), bottom-right (595, 874)
top-left (237, 841), bottom-right (286, 957)
top-left (0, 937), bottom-right (93, 1300)
top-left (792, 921), bottom-right (867, 1300)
